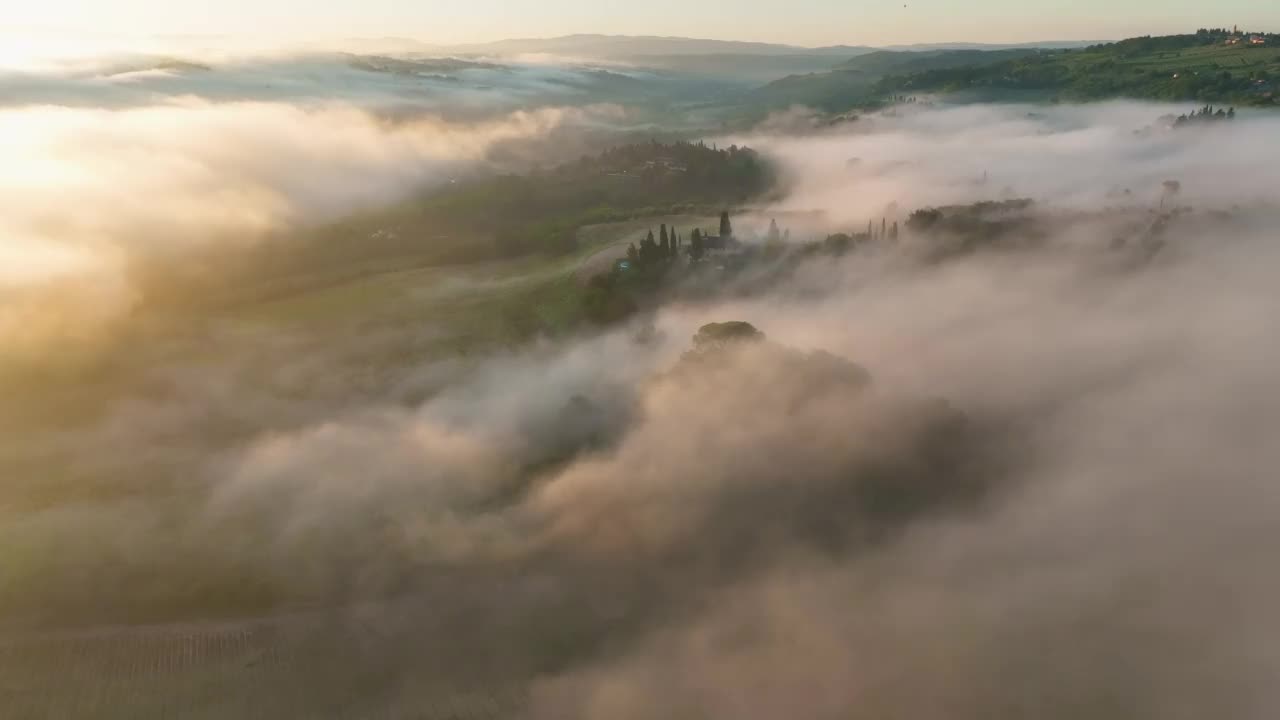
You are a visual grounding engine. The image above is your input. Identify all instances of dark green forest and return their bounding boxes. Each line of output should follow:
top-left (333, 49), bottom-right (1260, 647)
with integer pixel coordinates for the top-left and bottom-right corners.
top-left (435, 141), bottom-right (772, 256)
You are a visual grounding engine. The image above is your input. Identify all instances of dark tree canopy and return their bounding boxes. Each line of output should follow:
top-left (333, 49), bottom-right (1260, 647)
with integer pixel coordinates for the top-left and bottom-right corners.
top-left (692, 321), bottom-right (766, 351)
top-left (690, 228), bottom-right (706, 261)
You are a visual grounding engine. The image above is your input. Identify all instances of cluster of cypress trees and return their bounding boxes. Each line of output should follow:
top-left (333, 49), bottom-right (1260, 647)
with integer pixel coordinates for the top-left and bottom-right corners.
top-left (1173, 105), bottom-right (1236, 127)
top-left (627, 223), bottom-right (684, 267)
top-left (862, 217), bottom-right (900, 242)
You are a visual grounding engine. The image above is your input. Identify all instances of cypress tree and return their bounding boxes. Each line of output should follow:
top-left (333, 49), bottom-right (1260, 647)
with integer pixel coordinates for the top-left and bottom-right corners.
top-left (640, 229), bottom-right (658, 264)
top-left (719, 211), bottom-right (733, 239)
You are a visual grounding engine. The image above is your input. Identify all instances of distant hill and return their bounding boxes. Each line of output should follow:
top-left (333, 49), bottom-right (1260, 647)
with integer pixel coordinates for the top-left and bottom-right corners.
top-left (324, 33), bottom-right (1280, 106)
top-left (155, 33), bottom-right (1101, 62)
top-left (344, 34), bottom-right (1102, 60)
top-left (614, 54), bottom-right (854, 84)
top-left (738, 31), bottom-right (1280, 112)
top-left (425, 34), bottom-right (876, 58)
top-left (874, 31), bottom-right (1280, 106)
top-left (879, 40), bottom-right (1105, 51)
top-left (834, 48), bottom-right (1043, 72)
top-left (745, 48), bottom-right (1041, 112)
top-left (366, 35), bottom-right (881, 87)
top-left (321, 34), bottom-right (1109, 88)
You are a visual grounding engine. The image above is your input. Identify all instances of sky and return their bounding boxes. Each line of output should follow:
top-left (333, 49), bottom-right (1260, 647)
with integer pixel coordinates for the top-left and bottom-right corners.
top-left (7, 0), bottom-right (1280, 49)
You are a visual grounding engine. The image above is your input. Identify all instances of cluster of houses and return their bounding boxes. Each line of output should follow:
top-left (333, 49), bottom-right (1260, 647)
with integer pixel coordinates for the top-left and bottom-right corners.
top-left (1225, 27), bottom-right (1268, 46)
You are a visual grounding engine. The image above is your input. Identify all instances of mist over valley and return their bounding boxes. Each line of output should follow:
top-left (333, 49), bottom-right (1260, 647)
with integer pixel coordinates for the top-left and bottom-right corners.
top-left (3, 22), bottom-right (1280, 719)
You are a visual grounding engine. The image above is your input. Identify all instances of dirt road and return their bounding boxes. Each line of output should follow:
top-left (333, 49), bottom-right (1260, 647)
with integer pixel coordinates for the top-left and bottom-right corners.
top-left (572, 240), bottom-right (632, 284)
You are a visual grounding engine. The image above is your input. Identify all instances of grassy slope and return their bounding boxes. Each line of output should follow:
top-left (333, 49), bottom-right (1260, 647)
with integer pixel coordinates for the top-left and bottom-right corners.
top-left (879, 40), bottom-right (1280, 105)
top-left (619, 53), bottom-right (852, 84)
top-left (729, 34), bottom-right (1280, 115)
top-left (740, 48), bottom-right (1041, 114)
top-left (149, 142), bottom-right (770, 315)
top-left (225, 212), bottom-right (722, 361)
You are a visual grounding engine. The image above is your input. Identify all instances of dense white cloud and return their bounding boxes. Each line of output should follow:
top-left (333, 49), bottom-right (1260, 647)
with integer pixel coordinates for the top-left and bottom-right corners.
top-left (0, 98), bottom-right (625, 357)
top-left (7, 100), bottom-right (1280, 717)
top-left (733, 102), bottom-right (1280, 225)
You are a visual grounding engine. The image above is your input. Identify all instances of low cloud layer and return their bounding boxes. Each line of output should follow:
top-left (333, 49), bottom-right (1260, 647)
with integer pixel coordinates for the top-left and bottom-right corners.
top-left (734, 102), bottom-right (1280, 226)
top-left (0, 97), bottom-right (627, 357)
top-left (0, 47), bottom-right (669, 111)
top-left (525, 223), bottom-right (1280, 717)
top-left (7, 100), bottom-right (1280, 717)
top-left (0, 45), bottom-right (668, 344)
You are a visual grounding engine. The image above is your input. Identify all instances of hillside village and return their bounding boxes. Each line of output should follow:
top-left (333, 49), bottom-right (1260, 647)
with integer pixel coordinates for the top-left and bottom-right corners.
top-left (1222, 26), bottom-right (1268, 46)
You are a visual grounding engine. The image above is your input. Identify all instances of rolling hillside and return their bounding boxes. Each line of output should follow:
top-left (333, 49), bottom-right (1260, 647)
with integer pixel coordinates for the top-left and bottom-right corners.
top-left (744, 48), bottom-right (1042, 112)
top-left (876, 31), bottom-right (1280, 105)
top-left (418, 33), bottom-right (874, 58)
top-left (731, 31), bottom-right (1280, 113)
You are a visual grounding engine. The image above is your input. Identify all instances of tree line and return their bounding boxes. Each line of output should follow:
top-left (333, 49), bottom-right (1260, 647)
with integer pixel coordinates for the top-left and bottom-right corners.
top-left (1172, 105), bottom-right (1237, 127)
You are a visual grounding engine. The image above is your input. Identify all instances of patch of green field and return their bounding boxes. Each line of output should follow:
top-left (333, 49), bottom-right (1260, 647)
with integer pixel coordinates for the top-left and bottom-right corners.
top-left (0, 215), bottom-right (656, 447)
top-left (230, 215), bottom-right (707, 331)
top-left (576, 213), bottom-right (720, 247)
top-left (1050, 44), bottom-right (1280, 79)
top-left (871, 36), bottom-right (1280, 106)
top-left (1112, 45), bottom-right (1280, 71)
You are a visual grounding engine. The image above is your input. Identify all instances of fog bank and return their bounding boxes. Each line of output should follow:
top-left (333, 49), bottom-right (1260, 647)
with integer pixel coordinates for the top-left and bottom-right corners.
top-left (7, 100), bottom-right (1280, 717)
top-left (733, 102), bottom-right (1280, 225)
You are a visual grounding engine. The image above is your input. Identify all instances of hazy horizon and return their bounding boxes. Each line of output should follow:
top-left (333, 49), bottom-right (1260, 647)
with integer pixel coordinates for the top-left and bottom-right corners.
top-left (6, 4), bottom-right (1280, 716)
top-left (6, 0), bottom-right (1279, 51)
